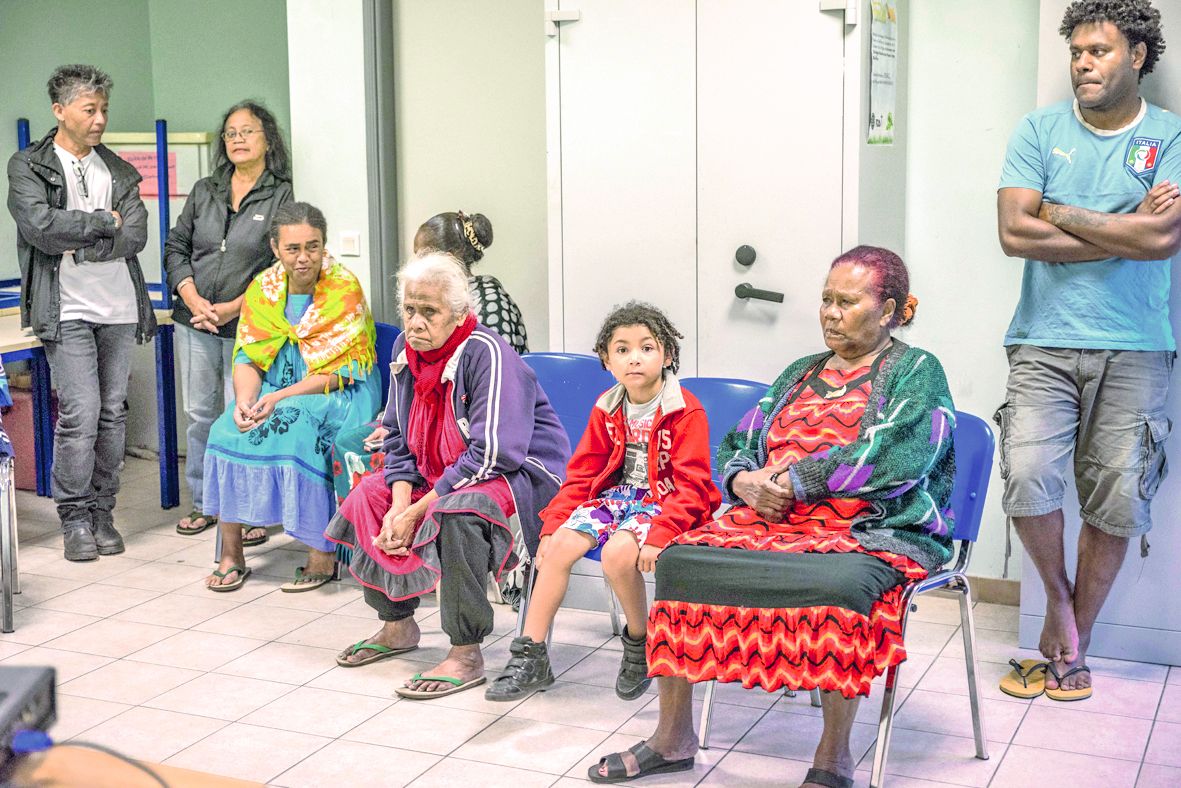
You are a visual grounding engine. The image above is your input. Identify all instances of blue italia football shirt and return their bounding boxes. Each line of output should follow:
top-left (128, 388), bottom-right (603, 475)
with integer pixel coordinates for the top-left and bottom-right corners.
top-left (999, 99), bottom-right (1181, 351)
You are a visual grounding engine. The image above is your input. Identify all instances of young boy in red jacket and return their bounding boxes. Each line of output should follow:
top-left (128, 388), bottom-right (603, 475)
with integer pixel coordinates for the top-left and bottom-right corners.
top-left (487, 302), bottom-right (720, 702)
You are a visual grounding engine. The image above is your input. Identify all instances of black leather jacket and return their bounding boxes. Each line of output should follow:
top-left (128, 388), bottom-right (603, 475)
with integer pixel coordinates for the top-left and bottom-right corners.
top-left (6, 128), bottom-right (156, 343)
top-left (163, 164), bottom-right (293, 338)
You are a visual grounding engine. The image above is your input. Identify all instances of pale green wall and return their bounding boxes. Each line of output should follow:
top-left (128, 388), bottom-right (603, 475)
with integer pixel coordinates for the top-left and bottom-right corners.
top-left (148, 0), bottom-right (290, 135)
top-left (393, 0), bottom-right (548, 347)
top-left (0, 0), bottom-right (156, 278)
top-left (0, 0), bottom-right (289, 278)
top-left (904, 0), bottom-right (1039, 581)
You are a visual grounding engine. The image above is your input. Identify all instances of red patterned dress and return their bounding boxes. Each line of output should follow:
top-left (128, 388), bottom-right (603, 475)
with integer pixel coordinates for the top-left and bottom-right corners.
top-left (647, 365), bottom-right (927, 698)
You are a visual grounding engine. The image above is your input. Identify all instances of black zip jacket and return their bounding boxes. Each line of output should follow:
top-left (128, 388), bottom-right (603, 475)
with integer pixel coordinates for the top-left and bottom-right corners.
top-left (163, 164), bottom-right (293, 338)
top-left (7, 128), bottom-right (156, 343)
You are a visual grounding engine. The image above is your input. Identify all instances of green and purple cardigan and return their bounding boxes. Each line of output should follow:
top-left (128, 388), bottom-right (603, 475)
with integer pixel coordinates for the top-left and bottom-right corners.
top-left (717, 340), bottom-right (956, 571)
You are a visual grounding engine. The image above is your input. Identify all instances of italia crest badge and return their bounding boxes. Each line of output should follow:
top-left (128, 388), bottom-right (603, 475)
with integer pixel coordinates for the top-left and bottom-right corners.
top-left (1125, 136), bottom-right (1162, 177)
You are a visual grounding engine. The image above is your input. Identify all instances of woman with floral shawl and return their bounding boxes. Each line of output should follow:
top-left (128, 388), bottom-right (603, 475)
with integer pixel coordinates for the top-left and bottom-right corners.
top-left (203, 202), bottom-right (379, 593)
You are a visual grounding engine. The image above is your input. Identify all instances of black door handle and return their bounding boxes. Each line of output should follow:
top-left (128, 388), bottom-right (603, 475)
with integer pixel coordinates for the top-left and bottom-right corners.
top-left (735, 283), bottom-right (784, 303)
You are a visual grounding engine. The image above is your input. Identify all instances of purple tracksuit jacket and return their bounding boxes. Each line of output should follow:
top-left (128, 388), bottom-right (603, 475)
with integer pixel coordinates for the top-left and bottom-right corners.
top-left (380, 325), bottom-right (570, 554)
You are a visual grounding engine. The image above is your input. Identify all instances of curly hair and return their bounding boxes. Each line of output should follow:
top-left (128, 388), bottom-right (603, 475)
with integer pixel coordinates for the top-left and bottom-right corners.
top-left (592, 301), bottom-right (683, 374)
top-left (1060, 0), bottom-right (1165, 79)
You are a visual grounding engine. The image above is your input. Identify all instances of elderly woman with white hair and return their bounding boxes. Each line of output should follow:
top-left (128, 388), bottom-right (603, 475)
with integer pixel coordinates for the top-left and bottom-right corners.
top-left (325, 252), bottom-right (569, 698)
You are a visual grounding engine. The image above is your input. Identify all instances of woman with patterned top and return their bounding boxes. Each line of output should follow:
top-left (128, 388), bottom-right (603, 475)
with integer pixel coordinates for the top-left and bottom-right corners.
top-left (588, 246), bottom-right (956, 788)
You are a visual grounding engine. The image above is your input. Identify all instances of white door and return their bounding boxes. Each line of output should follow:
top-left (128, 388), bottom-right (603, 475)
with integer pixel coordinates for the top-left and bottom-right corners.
top-left (695, 1), bottom-right (847, 383)
top-left (553, 1), bottom-right (699, 371)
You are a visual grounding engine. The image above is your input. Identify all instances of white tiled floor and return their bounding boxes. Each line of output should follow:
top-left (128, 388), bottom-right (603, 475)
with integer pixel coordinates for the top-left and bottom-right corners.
top-left (3, 459), bottom-right (1180, 786)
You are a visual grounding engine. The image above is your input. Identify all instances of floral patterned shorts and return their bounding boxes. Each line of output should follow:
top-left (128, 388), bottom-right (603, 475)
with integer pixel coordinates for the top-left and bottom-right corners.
top-left (561, 485), bottom-right (661, 549)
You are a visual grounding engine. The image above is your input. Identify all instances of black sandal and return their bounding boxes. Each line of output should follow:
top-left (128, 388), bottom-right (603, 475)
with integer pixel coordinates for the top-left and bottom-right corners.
top-left (588, 741), bottom-right (694, 784)
top-left (616, 631), bottom-right (651, 700)
top-left (485, 636), bottom-right (555, 701)
top-left (803, 767), bottom-right (854, 788)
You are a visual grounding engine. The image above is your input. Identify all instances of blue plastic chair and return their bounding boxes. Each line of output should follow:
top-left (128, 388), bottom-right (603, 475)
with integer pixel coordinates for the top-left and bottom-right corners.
top-left (679, 377), bottom-right (767, 485)
top-left (699, 410), bottom-right (995, 788)
top-left (519, 353), bottom-right (622, 637)
top-left (521, 352), bottom-right (616, 450)
top-left (374, 321), bottom-right (402, 406)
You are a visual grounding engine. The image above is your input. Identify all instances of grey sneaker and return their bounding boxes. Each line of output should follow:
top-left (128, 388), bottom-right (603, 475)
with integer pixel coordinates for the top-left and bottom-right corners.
top-left (63, 524), bottom-right (99, 562)
top-left (91, 514), bottom-right (125, 556)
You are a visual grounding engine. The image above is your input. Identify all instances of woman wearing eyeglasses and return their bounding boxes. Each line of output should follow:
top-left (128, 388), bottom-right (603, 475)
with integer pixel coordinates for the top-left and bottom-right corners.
top-left (163, 100), bottom-right (293, 541)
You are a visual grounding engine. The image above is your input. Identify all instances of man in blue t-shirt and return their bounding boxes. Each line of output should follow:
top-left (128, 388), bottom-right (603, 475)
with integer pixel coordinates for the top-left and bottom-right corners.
top-left (996, 0), bottom-right (1181, 702)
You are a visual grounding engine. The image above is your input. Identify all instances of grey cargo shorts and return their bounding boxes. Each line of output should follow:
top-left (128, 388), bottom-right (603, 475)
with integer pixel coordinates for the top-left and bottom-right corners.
top-left (993, 344), bottom-right (1173, 538)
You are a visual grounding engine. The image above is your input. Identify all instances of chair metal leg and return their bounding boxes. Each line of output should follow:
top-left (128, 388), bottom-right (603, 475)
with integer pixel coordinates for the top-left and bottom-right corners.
top-left (603, 574), bottom-right (622, 636)
top-left (516, 558), bottom-right (537, 638)
top-left (871, 583), bottom-right (919, 788)
top-left (958, 577), bottom-right (990, 760)
top-left (8, 461), bottom-right (18, 596)
top-left (810, 687), bottom-right (822, 707)
top-left (699, 680), bottom-right (717, 749)
top-left (214, 525), bottom-right (223, 563)
top-left (1, 460), bottom-right (16, 633)
top-left (870, 662), bottom-right (903, 788)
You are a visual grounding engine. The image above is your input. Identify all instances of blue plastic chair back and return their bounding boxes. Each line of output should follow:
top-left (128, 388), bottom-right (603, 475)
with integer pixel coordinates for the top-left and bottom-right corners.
top-left (679, 377), bottom-right (767, 482)
top-left (375, 322), bottom-right (402, 406)
top-left (949, 410), bottom-right (995, 543)
top-left (523, 352), bottom-right (616, 448)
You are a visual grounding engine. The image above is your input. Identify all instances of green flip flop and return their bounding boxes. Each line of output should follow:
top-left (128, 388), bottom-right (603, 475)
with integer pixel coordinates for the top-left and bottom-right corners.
top-left (176, 510), bottom-right (218, 535)
top-left (208, 565), bottom-right (251, 592)
top-left (335, 640), bottom-right (419, 668)
top-left (395, 673), bottom-right (487, 699)
top-left (281, 566), bottom-right (334, 593)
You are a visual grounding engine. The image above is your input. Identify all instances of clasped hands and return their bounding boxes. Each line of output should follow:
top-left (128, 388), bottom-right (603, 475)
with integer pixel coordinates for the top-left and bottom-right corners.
top-left (232, 391), bottom-right (284, 432)
top-left (732, 463), bottom-right (795, 522)
top-left (187, 293), bottom-right (234, 334)
top-left (374, 500), bottom-right (428, 557)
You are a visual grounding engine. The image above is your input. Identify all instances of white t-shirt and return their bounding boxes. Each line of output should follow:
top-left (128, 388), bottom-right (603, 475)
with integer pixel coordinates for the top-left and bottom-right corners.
top-left (53, 144), bottom-right (136, 324)
top-left (621, 388), bottom-right (662, 487)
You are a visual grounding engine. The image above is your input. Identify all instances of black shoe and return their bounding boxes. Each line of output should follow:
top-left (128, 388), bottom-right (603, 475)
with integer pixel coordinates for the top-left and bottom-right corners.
top-left (91, 514), bottom-right (125, 556)
top-left (485, 636), bottom-right (556, 701)
top-left (63, 524), bottom-right (99, 562)
top-left (616, 630), bottom-right (651, 700)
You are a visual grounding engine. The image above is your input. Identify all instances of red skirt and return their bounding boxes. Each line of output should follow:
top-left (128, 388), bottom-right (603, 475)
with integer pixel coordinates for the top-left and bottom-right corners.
top-left (647, 509), bottom-right (927, 698)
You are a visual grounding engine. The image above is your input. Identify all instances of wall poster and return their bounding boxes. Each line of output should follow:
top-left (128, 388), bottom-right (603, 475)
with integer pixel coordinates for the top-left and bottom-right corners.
top-left (868, 0), bottom-right (898, 145)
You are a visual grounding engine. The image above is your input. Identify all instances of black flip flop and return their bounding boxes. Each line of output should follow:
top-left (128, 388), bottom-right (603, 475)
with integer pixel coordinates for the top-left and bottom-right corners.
top-left (588, 741), bottom-right (694, 784)
top-left (242, 525), bottom-right (269, 547)
top-left (803, 767), bottom-right (854, 788)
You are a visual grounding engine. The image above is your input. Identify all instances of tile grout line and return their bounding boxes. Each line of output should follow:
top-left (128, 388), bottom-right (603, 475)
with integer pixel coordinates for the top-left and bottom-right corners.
top-left (1133, 677), bottom-right (1169, 786)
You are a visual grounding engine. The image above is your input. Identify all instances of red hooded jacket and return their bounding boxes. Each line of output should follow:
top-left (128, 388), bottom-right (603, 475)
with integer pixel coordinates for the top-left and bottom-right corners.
top-left (540, 373), bottom-right (721, 548)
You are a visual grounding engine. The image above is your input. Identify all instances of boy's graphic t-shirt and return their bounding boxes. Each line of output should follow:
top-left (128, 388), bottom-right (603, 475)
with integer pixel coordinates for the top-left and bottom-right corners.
top-left (621, 389), bottom-right (661, 487)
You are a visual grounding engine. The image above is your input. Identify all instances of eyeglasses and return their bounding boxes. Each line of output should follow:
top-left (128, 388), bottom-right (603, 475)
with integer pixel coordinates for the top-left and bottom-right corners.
top-left (221, 128), bottom-right (261, 142)
top-left (71, 160), bottom-right (89, 200)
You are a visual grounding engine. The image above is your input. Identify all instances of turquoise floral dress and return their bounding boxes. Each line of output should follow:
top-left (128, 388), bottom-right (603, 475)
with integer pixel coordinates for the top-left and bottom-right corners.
top-left (203, 294), bottom-right (381, 551)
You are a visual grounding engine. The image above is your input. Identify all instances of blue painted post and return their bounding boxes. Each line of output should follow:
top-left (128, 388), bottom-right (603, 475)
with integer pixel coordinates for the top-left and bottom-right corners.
top-left (154, 119), bottom-right (179, 508)
top-left (18, 117), bottom-right (52, 496)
